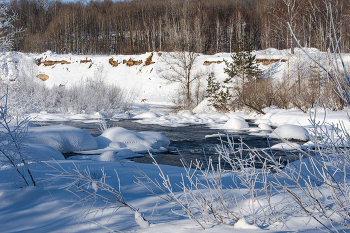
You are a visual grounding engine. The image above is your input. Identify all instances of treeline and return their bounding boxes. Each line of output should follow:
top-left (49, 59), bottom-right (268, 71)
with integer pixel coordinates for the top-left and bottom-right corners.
top-left (8, 0), bottom-right (350, 54)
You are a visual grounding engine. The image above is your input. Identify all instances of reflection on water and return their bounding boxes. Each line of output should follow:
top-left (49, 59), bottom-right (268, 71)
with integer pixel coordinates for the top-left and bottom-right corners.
top-left (30, 119), bottom-right (302, 167)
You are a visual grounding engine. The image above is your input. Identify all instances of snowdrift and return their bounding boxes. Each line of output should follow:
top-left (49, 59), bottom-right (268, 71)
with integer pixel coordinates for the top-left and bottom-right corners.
top-left (24, 125), bottom-right (98, 153)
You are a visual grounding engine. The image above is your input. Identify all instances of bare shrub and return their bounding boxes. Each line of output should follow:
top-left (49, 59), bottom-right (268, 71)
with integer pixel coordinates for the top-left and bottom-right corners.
top-left (1, 61), bottom-right (138, 115)
top-left (0, 91), bottom-right (36, 186)
top-left (321, 81), bottom-right (346, 111)
top-left (47, 162), bottom-right (150, 230)
top-left (242, 79), bottom-right (275, 114)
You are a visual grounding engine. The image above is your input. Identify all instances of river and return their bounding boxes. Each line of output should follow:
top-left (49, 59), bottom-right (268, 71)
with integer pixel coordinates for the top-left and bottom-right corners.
top-left (31, 118), bottom-right (297, 168)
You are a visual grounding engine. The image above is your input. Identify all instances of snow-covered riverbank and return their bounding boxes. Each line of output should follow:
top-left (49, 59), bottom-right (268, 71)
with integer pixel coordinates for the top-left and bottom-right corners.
top-left (1, 47), bottom-right (350, 232)
top-left (0, 103), bottom-right (349, 232)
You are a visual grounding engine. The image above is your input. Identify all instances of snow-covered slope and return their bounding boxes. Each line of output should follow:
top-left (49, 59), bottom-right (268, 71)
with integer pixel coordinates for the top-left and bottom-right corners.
top-left (3, 48), bottom-right (345, 107)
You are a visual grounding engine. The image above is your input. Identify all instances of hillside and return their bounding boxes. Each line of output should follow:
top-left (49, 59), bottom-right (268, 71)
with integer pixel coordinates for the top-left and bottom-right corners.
top-left (1, 48), bottom-right (341, 109)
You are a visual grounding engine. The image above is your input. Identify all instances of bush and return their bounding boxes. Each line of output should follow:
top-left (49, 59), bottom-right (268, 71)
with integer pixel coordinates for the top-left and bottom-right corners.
top-left (1, 61), bottom-right (137, 116)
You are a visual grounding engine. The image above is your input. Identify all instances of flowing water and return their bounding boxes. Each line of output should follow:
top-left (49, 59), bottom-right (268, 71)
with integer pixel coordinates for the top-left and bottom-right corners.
top-left (31, 119), bottom-right (300, 167)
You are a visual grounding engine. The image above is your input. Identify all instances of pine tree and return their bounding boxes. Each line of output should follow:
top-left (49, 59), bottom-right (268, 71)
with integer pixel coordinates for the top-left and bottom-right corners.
top-left (224, 38), bottom-right (262, 103)
top-left (206, 72), bottom-right (232, 112)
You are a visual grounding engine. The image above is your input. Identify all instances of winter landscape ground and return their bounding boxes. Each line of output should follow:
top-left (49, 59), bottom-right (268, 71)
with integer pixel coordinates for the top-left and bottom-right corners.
top-left (1, 48), bottom-right (350, 233)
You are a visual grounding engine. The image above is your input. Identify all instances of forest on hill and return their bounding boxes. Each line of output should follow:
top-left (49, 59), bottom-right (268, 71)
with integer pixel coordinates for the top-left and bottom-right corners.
top-left (8, 0), bottom-right (350, 55)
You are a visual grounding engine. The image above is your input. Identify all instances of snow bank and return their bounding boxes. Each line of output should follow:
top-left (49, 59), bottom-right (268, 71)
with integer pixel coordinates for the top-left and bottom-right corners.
top-left (192, 98), bottom-right (217, 114)
top-left (133, 112), bottom-right (159, 119)
top-left (29, 112), bottom-right (68, 121)
top-left (24, 125), bottom-right (98, 153)
top-left (96, 127), bottom-right (170, 152)
top-left (272, 124), bottom-right (309, 141)
top-left (23, 143), bottom-right (65, 161)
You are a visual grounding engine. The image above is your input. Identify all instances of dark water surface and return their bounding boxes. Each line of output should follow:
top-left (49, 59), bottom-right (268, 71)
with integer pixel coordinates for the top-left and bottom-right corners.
top-left (31, 119), bottom-right (292, 167)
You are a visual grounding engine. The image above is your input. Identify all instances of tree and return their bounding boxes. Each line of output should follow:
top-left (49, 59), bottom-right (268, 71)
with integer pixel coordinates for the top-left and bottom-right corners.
top-left (224, 38), bottom-right (262, 105)
top-left (158, 51), bottom-right (206, 109)
top-left (0, 1), bottom-right (20, 53)
top-left (206, 72), bottom-right (232, 112)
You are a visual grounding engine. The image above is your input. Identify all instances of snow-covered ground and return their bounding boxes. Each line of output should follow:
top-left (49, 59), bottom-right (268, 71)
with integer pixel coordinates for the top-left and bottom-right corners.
top-left (1, 49), bottom-right (350, 232)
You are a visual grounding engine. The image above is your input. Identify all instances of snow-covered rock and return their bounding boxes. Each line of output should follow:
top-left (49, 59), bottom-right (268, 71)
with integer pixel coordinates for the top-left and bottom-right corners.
top-left (98, 151), bottom-right (118, 161)
top-left (116, 149), bottom-right (136, 158)
top-left (97, 127), bottom-right (170, 152)
top-left (218, 115), bottom-right (230, 122)
top-left (258, 123), bottom-right (272, 131)
top-left (272, 124), bottom-right (309, 141)
top-left (24, 125), bottom-right (98, 153)
top-left (224, 118), bottom-right (249, 130)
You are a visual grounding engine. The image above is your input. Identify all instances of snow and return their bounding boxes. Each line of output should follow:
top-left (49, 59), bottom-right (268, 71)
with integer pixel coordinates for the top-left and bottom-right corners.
top-left (272, 124), bottom-right (310, 141)
top-left (134, 112), bottom-right (159, 119)
top-left (219, 115), bottom-right (230, 122)
top-left (29, 112), bottom-right (69, 122)
top-left (258, 123), bottom-right (272, 131)
top-left (116, 149), bottom-right (137, 158)
top-left (98, 150), bottom-right (118, 161)
top-left (95, 127), bottom-right (170, 153)
top-left (192, 98), bottom-right (217, 114)
top-left (233, 218), bottom-right (261, 230)
top-left (98, 149), bottom-right (137, 161)
top-left (2, 48), bottom-right (350, 233)
top-left (271, 142), bottom-right (305, 150)
top-left (223, 118), bottom-right (249, 130)
top-left (24, 125), bottom-right (98, 153)
top-left (135, 211), bottom-right (150, 228)
top-left (23, 143), bottom-right (65, 161)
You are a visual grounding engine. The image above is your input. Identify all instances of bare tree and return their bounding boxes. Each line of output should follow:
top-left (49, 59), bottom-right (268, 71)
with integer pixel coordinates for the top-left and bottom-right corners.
top-left (157, 52), bottom-right (206, 109)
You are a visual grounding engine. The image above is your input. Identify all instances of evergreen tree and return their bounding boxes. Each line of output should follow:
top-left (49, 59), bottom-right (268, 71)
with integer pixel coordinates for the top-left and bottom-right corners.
top-left (206, 72), bottom-right (232, 112)
top-left (224, 38), bottom-right (262, 103)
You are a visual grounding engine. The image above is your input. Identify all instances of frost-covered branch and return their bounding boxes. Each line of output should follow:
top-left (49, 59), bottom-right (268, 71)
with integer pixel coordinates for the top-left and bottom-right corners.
top-left (0, 90), bottom-right (35, 186)
top-left (46, 161), bottom-right (150, 230)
